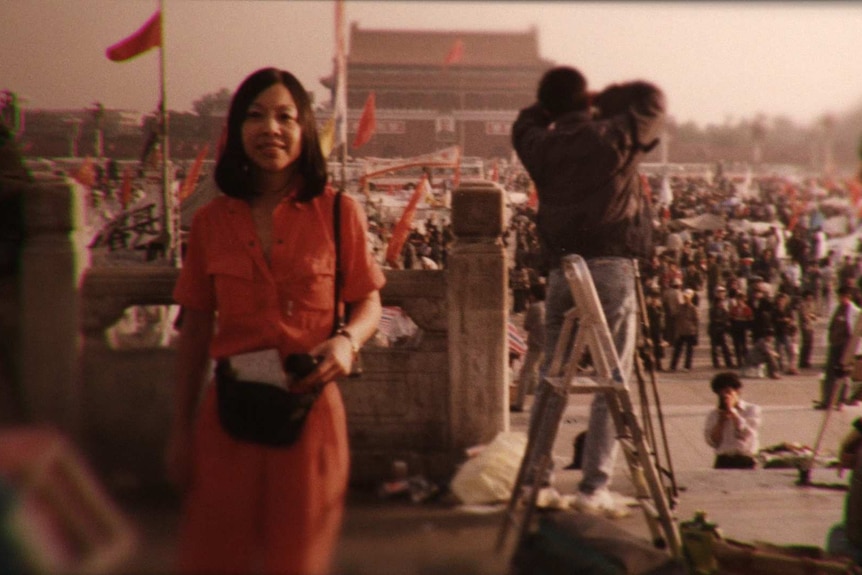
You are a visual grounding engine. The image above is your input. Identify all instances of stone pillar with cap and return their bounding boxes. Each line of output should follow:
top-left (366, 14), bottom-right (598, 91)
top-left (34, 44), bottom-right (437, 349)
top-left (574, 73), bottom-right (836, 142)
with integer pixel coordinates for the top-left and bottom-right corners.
top-left (447, 180), bottom-right (508, 450)
top-left (20, 172), bottom-right (87, 435)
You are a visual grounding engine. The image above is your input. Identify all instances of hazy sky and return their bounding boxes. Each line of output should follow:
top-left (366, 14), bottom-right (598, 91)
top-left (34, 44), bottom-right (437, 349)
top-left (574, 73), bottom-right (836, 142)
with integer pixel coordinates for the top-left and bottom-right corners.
top-left (4, 0), bottom-right (862, 127)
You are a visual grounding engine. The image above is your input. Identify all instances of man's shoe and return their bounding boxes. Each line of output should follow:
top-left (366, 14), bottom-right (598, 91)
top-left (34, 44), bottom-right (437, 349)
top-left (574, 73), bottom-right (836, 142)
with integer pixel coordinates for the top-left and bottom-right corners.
top-left (573, 488), bottom-right (631, 519)
top-left (769, 374), bottom-right (782, 380)
top-left (813, 402), bottom-right (828, 410)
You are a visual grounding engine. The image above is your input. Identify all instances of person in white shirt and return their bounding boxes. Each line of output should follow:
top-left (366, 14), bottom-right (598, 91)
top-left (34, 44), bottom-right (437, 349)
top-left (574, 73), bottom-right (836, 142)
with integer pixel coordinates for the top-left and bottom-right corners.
top-left (704, 371), bottom-right (762, 469)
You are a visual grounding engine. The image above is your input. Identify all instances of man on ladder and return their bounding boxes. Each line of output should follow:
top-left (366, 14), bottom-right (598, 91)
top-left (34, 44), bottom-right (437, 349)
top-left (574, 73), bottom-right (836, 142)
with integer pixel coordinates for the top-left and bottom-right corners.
top-left (511, 66), bottom-right (666, 516)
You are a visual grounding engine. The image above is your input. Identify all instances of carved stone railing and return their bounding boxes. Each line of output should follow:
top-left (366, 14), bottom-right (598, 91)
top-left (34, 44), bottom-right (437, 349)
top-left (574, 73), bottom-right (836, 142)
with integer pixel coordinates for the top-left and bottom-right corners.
top-left (20, 176), bottom-right (508, 488)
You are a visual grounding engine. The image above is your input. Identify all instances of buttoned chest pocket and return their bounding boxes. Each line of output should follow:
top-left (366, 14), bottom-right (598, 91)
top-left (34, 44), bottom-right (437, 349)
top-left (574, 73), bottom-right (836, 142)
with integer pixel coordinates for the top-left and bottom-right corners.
top-left (274, 255), bottom-right (335, 315)
top-left (207, 254), bottom-right (258, 316)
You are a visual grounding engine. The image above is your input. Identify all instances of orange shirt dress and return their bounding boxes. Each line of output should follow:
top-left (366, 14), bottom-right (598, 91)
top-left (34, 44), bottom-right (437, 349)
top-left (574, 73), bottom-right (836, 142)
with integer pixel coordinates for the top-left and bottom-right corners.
top-left (172, 187), bottom-right (385, 575)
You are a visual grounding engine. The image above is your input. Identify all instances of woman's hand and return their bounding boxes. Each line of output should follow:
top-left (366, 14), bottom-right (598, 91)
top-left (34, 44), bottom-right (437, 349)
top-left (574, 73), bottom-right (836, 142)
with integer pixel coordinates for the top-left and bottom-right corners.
top-left (291, 291), bottom-right (381, 393)
top-left (293, 334), bottom-right (354, 392)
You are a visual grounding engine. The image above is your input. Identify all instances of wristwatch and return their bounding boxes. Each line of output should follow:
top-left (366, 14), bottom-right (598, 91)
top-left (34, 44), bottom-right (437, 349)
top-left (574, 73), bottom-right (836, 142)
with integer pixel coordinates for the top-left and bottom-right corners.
top-left (335, 327), bottom-right (360, 359)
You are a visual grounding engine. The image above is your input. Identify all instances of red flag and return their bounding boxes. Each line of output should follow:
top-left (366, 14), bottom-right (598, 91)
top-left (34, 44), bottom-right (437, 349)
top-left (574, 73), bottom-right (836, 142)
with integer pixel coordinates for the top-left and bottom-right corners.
top-left (179, 144), bottom-right (209, 203)
top-left (106, 11), bottom-right (162, 61)
top-left (352, 92), bottom-right (376, 149)
top-left (73, 157), bottom-right (96, 189)
top-left (119, 165), bottom-right (134, 209)
top-left (640, 173), bottom-right (653, 204)
top-left (849, 178), bottom-right (862, 207)
top-left (527, 182), bottom-right (538, 209)
top-left (385, 175), bottom-right (428, 267)
top-left (444, 39), bottom-right (464, 66)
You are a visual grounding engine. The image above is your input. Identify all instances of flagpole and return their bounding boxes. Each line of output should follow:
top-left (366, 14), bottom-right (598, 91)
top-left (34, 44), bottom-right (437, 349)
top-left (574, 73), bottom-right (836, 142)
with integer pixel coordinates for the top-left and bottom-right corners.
top-left (158, 0), bottom-right (177, 266)
top-left (336, 0), bottom-right (348, 193)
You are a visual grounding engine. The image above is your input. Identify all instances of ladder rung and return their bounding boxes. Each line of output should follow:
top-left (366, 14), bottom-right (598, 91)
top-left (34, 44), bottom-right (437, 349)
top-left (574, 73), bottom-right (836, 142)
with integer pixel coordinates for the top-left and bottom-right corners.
top-left (498, 255), bottom-right (682, 560)
top-left (571, 383), bottom-right (618, 393)
top-left (618, 439), bottom-right (639, 458)
top-left (639, 498), bottom-right (660, 519)
top-left (544, 375), bottom-right (620, 393)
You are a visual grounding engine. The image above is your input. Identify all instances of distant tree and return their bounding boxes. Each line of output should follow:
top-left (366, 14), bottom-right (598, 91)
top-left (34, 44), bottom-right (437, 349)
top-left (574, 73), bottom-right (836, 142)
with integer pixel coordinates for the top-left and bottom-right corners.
top-left (192, 88), bottom-right (231, 118)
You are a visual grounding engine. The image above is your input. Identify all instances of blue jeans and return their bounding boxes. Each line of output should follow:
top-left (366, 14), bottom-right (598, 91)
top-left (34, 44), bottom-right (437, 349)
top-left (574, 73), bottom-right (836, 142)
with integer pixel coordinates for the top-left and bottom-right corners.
top-left (532, 257), bottom-right (638, 495)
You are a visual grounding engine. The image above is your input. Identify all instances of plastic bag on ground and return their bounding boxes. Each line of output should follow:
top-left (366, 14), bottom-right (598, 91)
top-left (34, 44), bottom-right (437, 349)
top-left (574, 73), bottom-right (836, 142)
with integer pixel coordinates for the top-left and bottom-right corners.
top-left (450, 431), bottom-right (527, 505)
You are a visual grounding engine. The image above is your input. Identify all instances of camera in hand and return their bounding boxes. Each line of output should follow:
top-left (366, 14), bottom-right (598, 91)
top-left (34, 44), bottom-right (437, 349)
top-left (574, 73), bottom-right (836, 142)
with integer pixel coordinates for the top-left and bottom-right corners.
top-left (283, 354), bottom-right (320, 379)
top-left (718, 396), bottom-right (730, 411)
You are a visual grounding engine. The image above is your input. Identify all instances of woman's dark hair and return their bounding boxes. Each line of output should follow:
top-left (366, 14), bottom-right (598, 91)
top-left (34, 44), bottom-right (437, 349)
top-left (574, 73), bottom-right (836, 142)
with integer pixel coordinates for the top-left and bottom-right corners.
top-left (710, 371), bottom-right (742, 394)
top-left (215, 67), bottom-right (327, 202)
top-left (537, 66), bottom-right (589, 119)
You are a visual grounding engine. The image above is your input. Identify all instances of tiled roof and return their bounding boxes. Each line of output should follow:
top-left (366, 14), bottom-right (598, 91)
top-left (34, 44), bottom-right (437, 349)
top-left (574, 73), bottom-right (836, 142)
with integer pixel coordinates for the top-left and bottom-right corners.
top-left (348, 24), bottom-right (549, 67)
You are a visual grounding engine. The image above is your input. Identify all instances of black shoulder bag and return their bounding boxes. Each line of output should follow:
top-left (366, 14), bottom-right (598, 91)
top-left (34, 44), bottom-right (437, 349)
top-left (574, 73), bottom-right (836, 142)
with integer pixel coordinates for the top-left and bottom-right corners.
top-left (214, 191), bottom-right (350, 447)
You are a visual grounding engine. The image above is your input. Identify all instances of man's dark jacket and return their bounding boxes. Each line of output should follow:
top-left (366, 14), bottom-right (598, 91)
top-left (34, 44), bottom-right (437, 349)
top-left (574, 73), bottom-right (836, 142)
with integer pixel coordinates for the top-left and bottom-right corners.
top-left (512, 83), bottom-right (666, 264)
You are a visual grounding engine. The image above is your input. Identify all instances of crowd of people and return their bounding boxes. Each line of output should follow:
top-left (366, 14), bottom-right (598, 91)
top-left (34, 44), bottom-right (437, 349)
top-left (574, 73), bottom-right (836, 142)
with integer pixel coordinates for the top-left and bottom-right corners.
top-left (502, 167), bottom-right (862, 385)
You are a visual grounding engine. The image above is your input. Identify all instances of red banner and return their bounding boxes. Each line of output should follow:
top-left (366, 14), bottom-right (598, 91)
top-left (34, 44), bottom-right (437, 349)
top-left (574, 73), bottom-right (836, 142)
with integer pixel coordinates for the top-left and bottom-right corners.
top-left (384, 175), bottom-right (428, 267)
top-left (352, 92), bottom-right (376, 149)
top-left (119, 166), bottom-right (133, 209)
top-left (179, 144), bottom-right (209, 204)
top-left (106, 11), bottom-right (161, 61)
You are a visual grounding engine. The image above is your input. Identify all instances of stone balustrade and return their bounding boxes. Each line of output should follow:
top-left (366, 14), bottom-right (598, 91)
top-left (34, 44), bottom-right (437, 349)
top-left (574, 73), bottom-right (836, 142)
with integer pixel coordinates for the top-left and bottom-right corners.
top-left (16, 175), bottom-right (509, 488)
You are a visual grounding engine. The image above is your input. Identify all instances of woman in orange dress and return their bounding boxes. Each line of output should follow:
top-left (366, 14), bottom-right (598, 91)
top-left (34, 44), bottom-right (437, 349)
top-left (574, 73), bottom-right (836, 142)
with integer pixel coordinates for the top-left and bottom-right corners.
top-left (165, 67), bottom-right (385, 575)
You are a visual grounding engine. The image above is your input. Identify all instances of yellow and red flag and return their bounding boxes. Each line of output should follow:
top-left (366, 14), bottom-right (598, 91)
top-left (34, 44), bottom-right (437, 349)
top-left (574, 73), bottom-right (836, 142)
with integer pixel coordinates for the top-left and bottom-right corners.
top-left (319, 116), bottom-right (336, 157)
top-left (106, 10), bottom-right (162, 62)
top-left (178, 144), bottom-right (209, 204)
top-left (385, 175), bottom-right (429, 267)
top-left (352, 92), bottom-right (376, 149)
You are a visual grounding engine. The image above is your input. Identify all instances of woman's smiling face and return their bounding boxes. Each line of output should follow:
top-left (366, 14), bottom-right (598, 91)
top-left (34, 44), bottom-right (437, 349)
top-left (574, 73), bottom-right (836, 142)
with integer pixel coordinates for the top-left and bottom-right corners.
top-left (241, 83), bottom-right (303, 174)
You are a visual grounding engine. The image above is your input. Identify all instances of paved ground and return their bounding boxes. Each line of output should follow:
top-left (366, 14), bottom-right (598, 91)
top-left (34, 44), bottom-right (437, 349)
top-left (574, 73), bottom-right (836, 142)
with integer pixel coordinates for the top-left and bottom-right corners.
top-left (111, 307), bottom-right (860, 574)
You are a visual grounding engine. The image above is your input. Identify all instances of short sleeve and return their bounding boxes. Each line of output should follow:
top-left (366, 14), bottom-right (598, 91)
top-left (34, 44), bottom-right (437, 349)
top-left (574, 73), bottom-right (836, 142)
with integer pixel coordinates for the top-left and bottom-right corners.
top-left (173, 209), bottom-right (216, 312)
top-left (338, 194), bottom-right (386, 303)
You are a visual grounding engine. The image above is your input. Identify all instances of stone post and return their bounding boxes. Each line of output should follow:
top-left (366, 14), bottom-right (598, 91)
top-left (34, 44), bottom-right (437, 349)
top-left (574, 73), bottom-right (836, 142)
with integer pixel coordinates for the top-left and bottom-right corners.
top-left (20, 174), bottom-right (87, 436)
top-left (447, 181), bottom-right (508, 450)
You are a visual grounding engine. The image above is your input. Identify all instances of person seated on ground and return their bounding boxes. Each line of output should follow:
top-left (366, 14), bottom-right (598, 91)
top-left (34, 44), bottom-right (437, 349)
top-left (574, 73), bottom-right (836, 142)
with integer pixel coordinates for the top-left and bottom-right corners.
top-left (827, 417), bottom-right (862, 565)
top-left (704, 371), bottom-right (762, 469)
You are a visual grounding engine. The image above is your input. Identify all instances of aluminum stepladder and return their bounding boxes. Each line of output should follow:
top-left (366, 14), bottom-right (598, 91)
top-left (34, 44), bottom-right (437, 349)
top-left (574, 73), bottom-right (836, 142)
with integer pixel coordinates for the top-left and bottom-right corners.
top-left (496, 254), bottom-right (683, 560)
